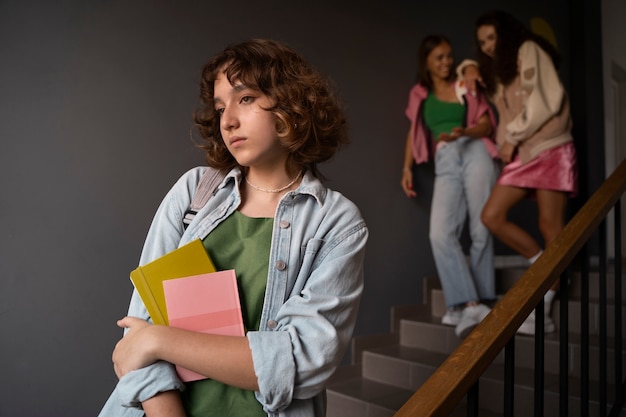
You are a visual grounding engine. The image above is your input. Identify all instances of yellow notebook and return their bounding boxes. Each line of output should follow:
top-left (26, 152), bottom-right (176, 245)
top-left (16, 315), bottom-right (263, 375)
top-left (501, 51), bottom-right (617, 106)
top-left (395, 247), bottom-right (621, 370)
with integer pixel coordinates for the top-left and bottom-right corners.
top-left (130, 239), bottom-right (216, 325)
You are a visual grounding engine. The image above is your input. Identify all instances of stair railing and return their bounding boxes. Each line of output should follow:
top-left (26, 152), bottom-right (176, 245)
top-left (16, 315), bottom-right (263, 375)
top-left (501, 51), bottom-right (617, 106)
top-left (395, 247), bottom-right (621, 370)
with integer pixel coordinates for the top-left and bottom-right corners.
top-left (394, 157), bottom-right (626, 417)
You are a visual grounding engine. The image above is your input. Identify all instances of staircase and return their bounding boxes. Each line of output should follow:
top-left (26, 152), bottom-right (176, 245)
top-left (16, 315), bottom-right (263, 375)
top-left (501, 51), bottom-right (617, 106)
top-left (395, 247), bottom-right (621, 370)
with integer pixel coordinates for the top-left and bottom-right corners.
top-left (325, 257), bottom-right (626, 417)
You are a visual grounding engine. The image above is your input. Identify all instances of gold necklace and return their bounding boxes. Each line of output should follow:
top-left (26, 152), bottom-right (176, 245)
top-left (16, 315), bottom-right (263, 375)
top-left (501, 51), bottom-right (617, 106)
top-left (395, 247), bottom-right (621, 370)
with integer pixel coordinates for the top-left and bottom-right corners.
top-left (245, 171), bottom-right (302, 193)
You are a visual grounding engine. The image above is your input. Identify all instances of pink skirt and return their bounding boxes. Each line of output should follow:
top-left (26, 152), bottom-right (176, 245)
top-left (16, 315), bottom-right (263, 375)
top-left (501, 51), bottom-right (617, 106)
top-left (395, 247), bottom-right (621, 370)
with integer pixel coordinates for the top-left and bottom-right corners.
top-left (497, 142), bottom-right (578, 197)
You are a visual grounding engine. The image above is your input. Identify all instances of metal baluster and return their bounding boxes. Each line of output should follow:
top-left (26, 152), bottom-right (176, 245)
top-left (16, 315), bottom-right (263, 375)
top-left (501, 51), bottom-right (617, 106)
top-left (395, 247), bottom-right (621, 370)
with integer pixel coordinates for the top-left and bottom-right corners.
top-left (504, 338), bottom-right (515, 417)
top-left (600, 220), bottom-right (608, 416)
top-left (467, 381), bottom-right (479, 417)
top-left (614, 200), bottom-right (623, 412)
top-left (560, 269), bottom-right (569, 416)
top-left (581, 245), bottom-right (590, 417)
top-left (535, 299), bottom-right (545, 417)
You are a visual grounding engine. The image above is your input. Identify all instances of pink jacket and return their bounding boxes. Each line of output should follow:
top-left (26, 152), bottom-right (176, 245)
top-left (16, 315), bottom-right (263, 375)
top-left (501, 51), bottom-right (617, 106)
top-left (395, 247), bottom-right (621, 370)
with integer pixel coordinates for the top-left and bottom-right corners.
top-left (404, 81), bottom-right (498, 164)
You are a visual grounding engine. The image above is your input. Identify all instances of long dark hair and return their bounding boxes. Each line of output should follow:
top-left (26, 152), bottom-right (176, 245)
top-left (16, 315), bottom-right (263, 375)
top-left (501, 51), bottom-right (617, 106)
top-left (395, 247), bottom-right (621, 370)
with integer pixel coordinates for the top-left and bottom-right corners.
top-left (417, 34), bottom-right (455, 89)
top-left (475, 10), bottom-right (561, 96)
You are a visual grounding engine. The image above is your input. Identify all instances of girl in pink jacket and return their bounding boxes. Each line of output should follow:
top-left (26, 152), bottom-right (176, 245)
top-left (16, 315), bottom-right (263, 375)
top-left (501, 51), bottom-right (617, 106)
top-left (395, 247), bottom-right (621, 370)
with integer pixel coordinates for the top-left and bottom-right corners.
top-left (401, 34), bottom-right (499, 338)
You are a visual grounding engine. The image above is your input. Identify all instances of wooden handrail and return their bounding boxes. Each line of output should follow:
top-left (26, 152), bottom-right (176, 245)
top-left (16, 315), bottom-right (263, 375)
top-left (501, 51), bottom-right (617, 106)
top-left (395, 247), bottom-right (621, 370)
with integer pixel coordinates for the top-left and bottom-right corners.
top-left (394, 157), bottom-right (626, 417)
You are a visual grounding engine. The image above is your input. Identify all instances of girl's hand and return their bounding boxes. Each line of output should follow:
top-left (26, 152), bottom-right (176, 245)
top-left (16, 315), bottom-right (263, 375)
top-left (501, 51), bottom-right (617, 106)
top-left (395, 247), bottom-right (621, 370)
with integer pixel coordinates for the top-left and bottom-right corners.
top-left (401, 168), bottom-right (417, 198)
top-left (451, 127), bottom-right (465, 137)
top-left (113, 316), bottom-right (158, 378)
top-left (461, 64), bottom-right (484, 95)
top-left (438, 127), bottom-right (465, 142)
top-left (499, 141), bottom-right (516, 164)
top-left (438, 133), bottom-right (453, 142)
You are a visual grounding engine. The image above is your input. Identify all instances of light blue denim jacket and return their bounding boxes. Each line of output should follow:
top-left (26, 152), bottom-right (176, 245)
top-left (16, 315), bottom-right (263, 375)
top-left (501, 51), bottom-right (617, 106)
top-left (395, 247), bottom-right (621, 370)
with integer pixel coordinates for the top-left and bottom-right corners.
top-left (98, 166), bottom-right (368, 417)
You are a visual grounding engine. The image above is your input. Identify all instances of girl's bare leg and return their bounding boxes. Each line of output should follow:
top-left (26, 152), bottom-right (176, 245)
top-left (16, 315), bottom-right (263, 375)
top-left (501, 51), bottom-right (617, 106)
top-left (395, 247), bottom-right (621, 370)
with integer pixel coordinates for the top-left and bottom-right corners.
top-left (536, 188), bottom-right (568, 291)
top-left (481, 184), bottom-right (542, 258)
top-left (483, 185), bottom-right (568, 333)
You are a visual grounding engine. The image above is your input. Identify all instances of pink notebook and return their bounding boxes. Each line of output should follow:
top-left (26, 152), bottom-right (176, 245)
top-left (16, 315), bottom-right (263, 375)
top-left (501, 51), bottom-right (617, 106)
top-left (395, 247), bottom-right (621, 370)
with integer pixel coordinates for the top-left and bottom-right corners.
top-left (163, 269), bottom-right (244, 382)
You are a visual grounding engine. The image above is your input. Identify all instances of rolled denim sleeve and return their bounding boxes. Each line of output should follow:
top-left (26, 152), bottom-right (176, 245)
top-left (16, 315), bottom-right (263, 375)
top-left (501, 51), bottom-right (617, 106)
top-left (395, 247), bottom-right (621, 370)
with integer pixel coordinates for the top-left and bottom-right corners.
top-left (115, 361), bottom-right (185, 407)
top-left (98, 168), bottom-right (205, 414)
top-left (113, 290), bottom-right (185, 407)
top-left (97, 361), bottom-right (185, 415)
top-left (97, 385), bottom-right (146, 417)
top-left (249, 207), bottom-right (368, 413)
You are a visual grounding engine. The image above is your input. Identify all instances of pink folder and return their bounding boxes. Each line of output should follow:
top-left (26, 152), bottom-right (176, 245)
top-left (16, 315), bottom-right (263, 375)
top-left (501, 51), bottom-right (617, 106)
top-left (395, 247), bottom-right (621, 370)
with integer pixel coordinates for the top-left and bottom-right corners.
top-left (163, 269), bottom-right (244, 382)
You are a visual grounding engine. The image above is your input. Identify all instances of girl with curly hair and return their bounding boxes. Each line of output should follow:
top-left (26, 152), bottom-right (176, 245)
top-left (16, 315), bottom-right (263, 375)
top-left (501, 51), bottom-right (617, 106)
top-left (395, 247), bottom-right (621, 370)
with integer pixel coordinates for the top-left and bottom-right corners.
top-left (98, 38), bottom-right (368, 417)
top-left (460, 10), bottom-right (578, 335)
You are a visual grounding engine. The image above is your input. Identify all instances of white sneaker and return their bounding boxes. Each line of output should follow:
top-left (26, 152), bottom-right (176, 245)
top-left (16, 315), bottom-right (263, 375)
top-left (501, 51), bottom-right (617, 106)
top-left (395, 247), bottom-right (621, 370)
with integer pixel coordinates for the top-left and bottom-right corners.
top-left (516, 311), bottom-right (556, 335)
top-left (441, 308), bottom-right (462, 326)
top-left (455, 304), bottom-right (491, 338)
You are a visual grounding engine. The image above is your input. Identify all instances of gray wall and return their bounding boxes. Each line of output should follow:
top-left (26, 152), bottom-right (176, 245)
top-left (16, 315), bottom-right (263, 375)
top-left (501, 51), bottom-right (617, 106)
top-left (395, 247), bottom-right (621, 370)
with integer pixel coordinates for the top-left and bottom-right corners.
top-left (0, 1), bottom-right (596, 416)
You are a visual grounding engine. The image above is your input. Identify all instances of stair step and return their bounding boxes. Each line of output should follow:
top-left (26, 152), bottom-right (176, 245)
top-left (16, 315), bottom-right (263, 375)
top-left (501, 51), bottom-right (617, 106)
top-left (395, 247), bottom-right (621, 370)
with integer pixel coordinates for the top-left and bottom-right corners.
top-left (424, 260), bottom-right (626, 310)
top-left (399, 316), bottom-right (464, 355)
top-left (326, 258), bottom-right (626, 417)
top-left (478, 361), bottom-right (625, 416)
top-left (429, 287), bottom-right (626, 338)
top-left (329, 356), bottom-right (625, 417)
top-left (362, 345), bottom-right (449, 390)
top-left (360, 343), bottom-right (582, 393)
top-left (326, 376), bottom-right (501, 417)
top-left (397, 309), bottom-right (626, 380)
top-left (326, 377), bottom-right (413, 417)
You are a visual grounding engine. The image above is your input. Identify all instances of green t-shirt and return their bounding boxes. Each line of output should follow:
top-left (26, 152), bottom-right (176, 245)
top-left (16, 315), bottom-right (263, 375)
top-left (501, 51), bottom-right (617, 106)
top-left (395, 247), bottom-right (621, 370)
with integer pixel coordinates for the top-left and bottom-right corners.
top-left (423, 91), bottom-right (465, 141)
top-left (181, 211), bottom-right (273, 417)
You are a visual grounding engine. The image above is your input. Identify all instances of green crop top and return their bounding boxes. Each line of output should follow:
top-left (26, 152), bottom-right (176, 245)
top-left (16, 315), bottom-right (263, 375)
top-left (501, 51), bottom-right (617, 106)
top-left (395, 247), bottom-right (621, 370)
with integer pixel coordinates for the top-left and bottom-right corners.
top-left (423, 91), bottom-right (465, 140)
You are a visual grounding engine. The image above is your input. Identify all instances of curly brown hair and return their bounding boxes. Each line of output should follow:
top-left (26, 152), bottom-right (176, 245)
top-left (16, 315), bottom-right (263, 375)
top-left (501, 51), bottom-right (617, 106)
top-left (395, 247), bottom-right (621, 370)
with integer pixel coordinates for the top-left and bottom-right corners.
top-left (475, 10), bottom-right (561, 97)
top-left (192, 39), bottom-right (349, 178)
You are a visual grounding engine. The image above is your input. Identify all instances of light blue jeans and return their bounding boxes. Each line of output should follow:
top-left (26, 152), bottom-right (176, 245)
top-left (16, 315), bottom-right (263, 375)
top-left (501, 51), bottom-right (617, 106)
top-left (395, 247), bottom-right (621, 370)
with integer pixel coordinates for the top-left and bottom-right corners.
top-left (429, 137), bottom-right (498, 308)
